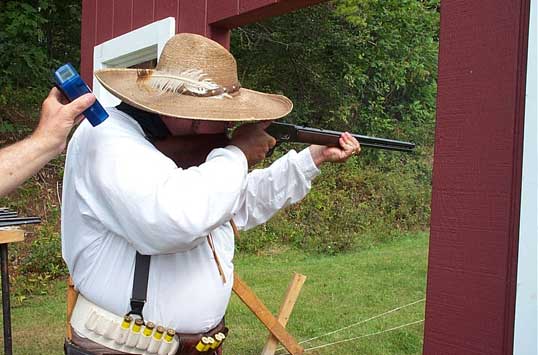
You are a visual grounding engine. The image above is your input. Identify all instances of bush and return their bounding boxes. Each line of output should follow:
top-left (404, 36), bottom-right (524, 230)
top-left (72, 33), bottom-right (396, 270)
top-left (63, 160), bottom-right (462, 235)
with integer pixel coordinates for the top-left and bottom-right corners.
top-left (237, 145), bottom-right (432, 254)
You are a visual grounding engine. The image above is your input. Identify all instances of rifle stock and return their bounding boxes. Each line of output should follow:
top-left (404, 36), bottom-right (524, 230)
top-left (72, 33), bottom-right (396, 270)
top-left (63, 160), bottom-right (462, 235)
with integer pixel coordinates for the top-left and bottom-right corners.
top-left (266, 122), bottom-right (415, 152)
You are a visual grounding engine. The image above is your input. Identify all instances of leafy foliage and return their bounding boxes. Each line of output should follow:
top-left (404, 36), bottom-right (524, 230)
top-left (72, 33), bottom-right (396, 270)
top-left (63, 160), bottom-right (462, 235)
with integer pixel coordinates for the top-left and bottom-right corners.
top-left (231, 0), bottom-right (439, 146)
top-left (0, 1), bottom-right (439, 297)
top-left (237, 145), bottom-right (432, 254)
top-left (0, 0), bottom-right (81, 114)
top-left (231, 0), bottom-right (438, 254)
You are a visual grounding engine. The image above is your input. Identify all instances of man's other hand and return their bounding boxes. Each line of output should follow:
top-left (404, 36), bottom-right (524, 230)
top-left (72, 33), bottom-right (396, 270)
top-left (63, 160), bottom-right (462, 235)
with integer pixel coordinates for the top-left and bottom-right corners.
top-left (33, 87), bottom-right (96, 154)
top-left (309, 132), bottom-right (361, 167)
top-left (230, 121), bottom-right (276, 167)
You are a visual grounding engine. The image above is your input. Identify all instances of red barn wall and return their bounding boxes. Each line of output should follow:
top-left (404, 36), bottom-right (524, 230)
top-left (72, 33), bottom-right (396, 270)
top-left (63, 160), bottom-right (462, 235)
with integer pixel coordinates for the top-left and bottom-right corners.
top-left (424, 0), bottom-right (530, 353)
top-left (81, 0), bottom-right (183, 84)
top-left (81, 0), bottom-right (531, 352)
top-left (80, 0), bottom-right (324, 85)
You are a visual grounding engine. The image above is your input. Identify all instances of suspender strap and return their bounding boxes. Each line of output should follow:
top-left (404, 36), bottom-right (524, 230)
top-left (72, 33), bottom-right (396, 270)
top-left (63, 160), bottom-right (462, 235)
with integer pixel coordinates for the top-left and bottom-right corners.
top-left (116, 103), bottom-right (163, 320)
top-left (129, 252), bottom-right (151, 319)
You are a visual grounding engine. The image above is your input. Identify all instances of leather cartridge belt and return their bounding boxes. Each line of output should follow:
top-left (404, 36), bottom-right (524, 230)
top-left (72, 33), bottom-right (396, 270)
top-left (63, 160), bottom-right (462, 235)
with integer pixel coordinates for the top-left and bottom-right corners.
top-left (68, 294), bottom-right (227, 355)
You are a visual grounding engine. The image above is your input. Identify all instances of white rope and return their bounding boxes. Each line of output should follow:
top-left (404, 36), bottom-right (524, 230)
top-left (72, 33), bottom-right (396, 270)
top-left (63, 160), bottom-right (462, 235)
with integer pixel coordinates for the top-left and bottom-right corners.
top-left (302, 319), bottom-right (424, 353)
top-left (276, 319), bottom-right (424, 355)
top-left (276, 297), bottom-right (425, 352)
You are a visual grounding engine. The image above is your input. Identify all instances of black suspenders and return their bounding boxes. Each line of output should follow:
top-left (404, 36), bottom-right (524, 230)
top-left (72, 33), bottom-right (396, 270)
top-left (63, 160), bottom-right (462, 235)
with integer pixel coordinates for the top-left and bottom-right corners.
top-left (116, 103), bottom-right (170, 319)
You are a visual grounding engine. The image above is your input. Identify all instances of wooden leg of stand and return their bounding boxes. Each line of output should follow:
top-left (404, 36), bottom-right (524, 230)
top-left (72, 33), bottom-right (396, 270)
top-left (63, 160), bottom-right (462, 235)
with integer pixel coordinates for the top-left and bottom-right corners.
top-left (232, 272), bottom-right (304, 355)
top-left (1, 244), bottom-right (13, 355)
top-left (66, 276), bottom-right (78, 341)
top-left (261, 273), bottom-right (306, 355)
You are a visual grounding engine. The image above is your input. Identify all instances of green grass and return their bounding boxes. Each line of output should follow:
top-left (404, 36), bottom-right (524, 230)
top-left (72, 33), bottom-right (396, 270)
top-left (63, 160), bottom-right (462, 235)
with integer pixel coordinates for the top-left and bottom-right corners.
top-left (1, 232), bottom-right (428, 354)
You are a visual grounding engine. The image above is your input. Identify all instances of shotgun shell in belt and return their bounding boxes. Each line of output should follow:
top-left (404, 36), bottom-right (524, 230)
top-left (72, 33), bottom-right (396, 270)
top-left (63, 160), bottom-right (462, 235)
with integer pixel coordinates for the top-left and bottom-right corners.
top-left (147, 326), bottom-right (165, 353)
top-left (195, 337), bottom-right (210, 352)
top-left (164, 328), bottom-right (176, 343)
top-left (211, 333), bottom-right (225, 349)
top-left (143, 322), bottom-right (155, 337)
top-left (133, 318), bottom-right (144, 332)
top-left (115, 315), bottom-right (133, 345)
top-left (154, 326), bottom-right (165, 340)
top-left (121, 315), bottom-right (133, 329)
top-left (136, 321), bottom-right (154, 349)
top-left (157, 331), bottom-right (175, 355)
top-left (125, 318), bottom-right (144, 347)
top-left (206, 337), bottom-right (215, 351)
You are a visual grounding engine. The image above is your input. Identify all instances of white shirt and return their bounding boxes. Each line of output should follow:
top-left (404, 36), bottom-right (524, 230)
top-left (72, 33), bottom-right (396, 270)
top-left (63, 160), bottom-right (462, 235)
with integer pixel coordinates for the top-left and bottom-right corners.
top-left (61, 107), bottom-right (320, 333)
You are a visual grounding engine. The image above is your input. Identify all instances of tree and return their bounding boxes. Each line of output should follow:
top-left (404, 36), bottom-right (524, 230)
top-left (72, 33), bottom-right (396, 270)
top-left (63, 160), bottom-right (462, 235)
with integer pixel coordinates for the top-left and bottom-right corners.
top-left (231, 0), bottom-right (439, 145)
top-left (0, 0), bottom-right (81, 114)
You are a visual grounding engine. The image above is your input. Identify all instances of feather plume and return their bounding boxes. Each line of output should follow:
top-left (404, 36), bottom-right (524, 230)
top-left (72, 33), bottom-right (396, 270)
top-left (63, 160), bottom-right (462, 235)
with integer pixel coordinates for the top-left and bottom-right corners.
top-left (137, 69), bottom-right (220, 96)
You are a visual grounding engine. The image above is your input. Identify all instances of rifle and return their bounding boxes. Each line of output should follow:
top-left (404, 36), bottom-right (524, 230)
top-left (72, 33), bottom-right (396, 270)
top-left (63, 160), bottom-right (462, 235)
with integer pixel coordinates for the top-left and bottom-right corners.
top-left (265, 122), bottom-right (415, 153)
top-left (154, 122), bottom-right (416, 169)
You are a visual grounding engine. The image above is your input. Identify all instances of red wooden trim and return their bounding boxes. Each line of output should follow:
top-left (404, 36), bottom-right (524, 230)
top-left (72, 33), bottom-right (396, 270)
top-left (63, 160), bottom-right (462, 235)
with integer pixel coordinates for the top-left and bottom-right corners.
top-left (132, 0), bottom-right (155, 29)
top-left (503, 0), bottom-right (531, 350)
top-left (155, 0), bottom-right (178, 21)
top-left (240, 0), bottom-right (277, 13)
top-left (208, 0), bottom-right (324, 28)
top-left (209, 26), bottom-right (231, 48)
top-left (113, 0), bottom-right (133, 37)
top-left (179, 0), bottom-right (208, 35)
top-left (207, 0), bottom-right (238, 25)
top-left (424, 0), bottom-right (531, 353)
top-left (80, 0), bottom-right (97, 86)
top-left (96, 0), bottom-right (114, 45)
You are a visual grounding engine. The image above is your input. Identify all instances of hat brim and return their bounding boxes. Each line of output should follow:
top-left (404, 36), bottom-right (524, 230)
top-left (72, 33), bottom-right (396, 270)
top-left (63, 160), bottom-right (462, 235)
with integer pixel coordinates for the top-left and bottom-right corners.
top-left (94, 68), bottom-right (292, 121)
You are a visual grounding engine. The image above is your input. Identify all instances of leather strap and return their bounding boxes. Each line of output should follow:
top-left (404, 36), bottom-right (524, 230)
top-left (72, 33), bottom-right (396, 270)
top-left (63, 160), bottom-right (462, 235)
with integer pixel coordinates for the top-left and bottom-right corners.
top-left (116, 103), bottom-right (162, 321)
top-left (128, 252), bottom-right (151, 320)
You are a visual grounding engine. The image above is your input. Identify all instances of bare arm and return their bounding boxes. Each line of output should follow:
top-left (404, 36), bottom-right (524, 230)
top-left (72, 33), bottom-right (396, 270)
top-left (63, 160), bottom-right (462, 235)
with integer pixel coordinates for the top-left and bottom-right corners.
top-left (0, 88), bottom-right (95, 197)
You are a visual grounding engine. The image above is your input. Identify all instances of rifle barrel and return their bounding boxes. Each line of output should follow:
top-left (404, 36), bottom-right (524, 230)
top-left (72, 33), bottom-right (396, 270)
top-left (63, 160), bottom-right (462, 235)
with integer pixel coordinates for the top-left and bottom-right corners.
top-left (267, 123), bottom-right (415, 152)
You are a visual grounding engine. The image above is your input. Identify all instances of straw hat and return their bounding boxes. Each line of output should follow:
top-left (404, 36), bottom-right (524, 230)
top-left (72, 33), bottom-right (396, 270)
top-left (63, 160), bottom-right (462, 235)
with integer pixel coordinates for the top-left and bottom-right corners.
top-left (94, 33), bottom-right (293, 121)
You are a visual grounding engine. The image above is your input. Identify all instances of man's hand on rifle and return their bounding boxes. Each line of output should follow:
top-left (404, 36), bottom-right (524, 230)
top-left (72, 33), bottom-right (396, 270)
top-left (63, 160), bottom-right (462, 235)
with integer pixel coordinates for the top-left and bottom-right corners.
top-left (309, 132), bottom-right (361, 167)
top-left (231, 121), bottom-right (276, 167)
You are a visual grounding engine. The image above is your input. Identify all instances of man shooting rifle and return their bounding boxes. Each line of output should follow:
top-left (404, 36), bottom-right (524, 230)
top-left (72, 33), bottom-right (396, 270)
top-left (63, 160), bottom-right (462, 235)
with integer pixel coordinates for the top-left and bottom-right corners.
top-left (62, 33), bottom-right (366, 355)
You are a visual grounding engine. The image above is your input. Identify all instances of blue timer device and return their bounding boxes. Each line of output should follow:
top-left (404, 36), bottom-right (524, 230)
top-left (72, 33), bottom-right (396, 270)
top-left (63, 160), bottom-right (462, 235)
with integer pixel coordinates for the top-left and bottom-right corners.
top-left (53, 63), bottom-right (108, 126)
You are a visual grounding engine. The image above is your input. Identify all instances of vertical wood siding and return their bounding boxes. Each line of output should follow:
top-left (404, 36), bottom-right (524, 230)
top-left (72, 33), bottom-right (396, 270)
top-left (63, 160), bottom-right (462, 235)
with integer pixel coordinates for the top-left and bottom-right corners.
top-left (81, 0), bottom-right (325, 84)
top-left (112, 0), bottom-right (132, 37)
top-left (424, 0), bottom-right (530, 353)
top-left (81, 0), bottom-right (531, 353)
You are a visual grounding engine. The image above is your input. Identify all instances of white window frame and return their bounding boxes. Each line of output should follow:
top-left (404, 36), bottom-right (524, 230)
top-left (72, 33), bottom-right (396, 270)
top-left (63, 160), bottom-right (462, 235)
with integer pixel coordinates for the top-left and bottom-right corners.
top-left (93, 17), bottom-right (176, 107)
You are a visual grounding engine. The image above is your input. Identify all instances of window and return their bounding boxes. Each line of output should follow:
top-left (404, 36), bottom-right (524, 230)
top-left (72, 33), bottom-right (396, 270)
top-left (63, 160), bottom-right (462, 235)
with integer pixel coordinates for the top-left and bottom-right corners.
top-left (92, 17), bottom-right (175, 107)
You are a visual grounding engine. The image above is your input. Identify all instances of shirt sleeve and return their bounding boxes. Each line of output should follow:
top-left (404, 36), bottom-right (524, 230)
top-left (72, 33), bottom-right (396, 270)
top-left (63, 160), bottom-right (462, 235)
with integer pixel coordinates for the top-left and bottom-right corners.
top-left (232, 148), bottom-right (320, 231)
top-left (78, 126), bottom-right (248, 255)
